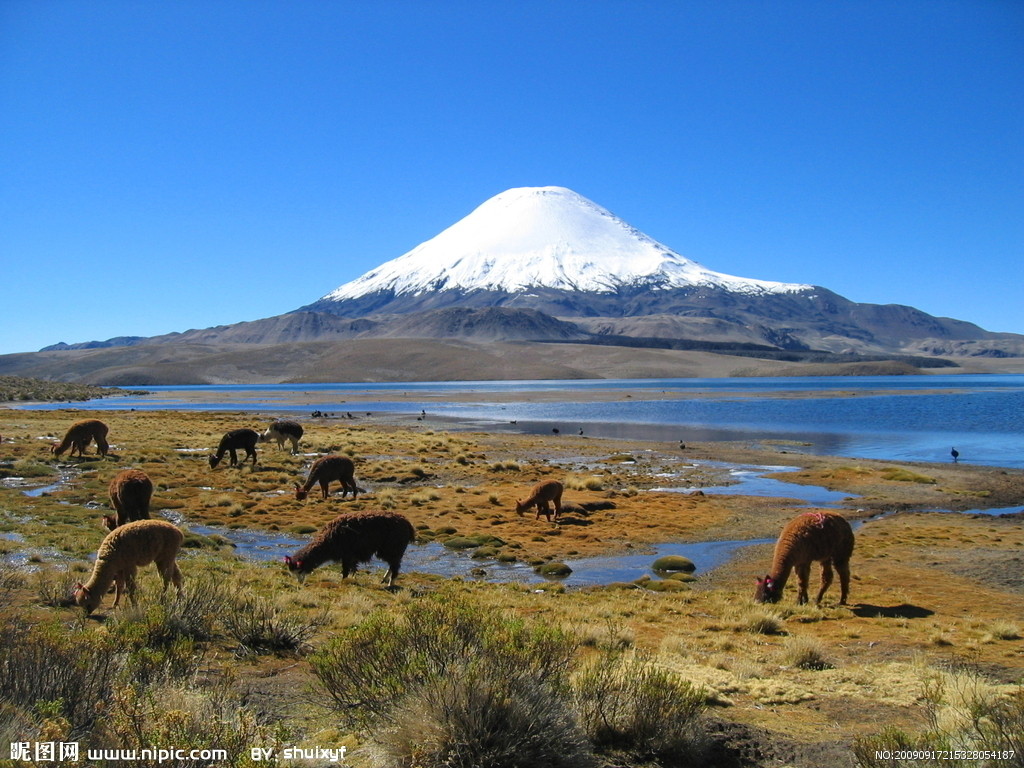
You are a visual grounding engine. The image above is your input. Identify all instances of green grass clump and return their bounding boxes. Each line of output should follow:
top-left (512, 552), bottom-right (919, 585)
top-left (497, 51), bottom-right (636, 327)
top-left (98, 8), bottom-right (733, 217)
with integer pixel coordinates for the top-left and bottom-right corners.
top-left (652, 555), bottom-right (696, 573)
top-left (881, 467), bottom-right (937, 484)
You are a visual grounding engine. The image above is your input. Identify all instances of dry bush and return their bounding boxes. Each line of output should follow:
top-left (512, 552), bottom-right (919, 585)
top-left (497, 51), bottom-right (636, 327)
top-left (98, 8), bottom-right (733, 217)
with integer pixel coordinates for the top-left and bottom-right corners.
top-left (222, 595), bottom-right (328, 656)
top-left (101, 679), bottom-right (280, 768)
top-left (573, 649), bottom-right (708, 763)
top-left (780, 636), bottom-right (833, 670)
top-left (375, 663), bottom-right (595, 768)
top-left (854, 666), bottom-right (1024, 768)
top-left (0, 622), bottom-right (123, 736)
top-left (310, 592), bottom-right (577, 732)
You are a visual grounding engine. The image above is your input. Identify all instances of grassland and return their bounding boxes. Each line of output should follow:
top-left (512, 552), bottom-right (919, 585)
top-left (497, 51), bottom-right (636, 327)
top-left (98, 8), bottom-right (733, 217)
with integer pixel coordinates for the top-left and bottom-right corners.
top-left (0, 375), bottom-right (143, 403)
top-left (0, 408), bottom-right (1022, 767)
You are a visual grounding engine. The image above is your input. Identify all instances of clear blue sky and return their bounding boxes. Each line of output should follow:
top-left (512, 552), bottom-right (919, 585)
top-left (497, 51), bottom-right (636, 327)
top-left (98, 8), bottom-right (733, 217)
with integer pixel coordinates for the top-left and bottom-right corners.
top-left (2, 0), bottom-right (1021, 355)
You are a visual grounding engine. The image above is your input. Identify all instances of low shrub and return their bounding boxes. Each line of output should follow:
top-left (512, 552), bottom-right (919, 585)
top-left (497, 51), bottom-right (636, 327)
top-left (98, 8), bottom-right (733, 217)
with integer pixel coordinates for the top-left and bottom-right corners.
top-left (0, 622), bottom-right (123, 735)
top-left (310, 592), bottom-right (578, 732)
top-left (854, 668), bottom-right (1024, 768)
top-left (573, 649), bottom-right (708, 762)
top-left (376, 663), bottom-right (595, 768)
top-left (222, 596), bottom-right (327, 656)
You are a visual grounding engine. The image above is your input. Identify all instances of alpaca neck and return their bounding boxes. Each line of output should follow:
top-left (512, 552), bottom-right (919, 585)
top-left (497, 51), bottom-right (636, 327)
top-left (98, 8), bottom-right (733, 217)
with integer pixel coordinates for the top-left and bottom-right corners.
top-left (85, 556), bottom-right (121, 596)
top-left (293, 539), bottom-right (332, 571)
top-left (768, 559), bottom-right (793, 594)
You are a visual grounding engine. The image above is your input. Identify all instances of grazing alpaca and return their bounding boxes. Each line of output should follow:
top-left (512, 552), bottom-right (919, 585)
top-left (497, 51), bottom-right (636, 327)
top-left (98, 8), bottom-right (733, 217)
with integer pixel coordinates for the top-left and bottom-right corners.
top-left (259, 420), bottom-right (304, 454)
top-left (103, 468), bottom-right (153, 531)
top-left (515, 479), bottom-right (564, 522)
top-left (294, 455), bottom-right (358, 501)
top-left (209, 428), bottom-right (259, 468)
top-left (74, 519), bottom-right (184, 615)
top-left (755, 511), bottom-right (854, 605)
top-left (284, 511), bottom-right (415, 587)
top-left (51, 419), bottom-right (109, 458)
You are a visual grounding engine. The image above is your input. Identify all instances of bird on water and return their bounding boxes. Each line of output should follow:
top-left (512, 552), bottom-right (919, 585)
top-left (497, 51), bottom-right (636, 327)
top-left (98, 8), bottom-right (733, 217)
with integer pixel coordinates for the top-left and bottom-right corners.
top-left (951, 447), bottom-right (959, 463)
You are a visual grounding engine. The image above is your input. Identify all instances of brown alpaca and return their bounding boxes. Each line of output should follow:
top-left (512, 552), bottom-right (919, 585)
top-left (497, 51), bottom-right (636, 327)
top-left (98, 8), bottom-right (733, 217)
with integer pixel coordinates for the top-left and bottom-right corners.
top-left (51, 419), bottom-right (109, 458)
top-left (259, 420), bottom-right (304, 453)
top-left (515, 479), bottom-right (564, 522)
top-left (285, 511), bottom-right (415, 587)
top-left (755, 511), bottom-right (854, 605)
top-left (294, 455), bottom-right (358, 501)
top-left (209, 428), bottom-right (259, 468)
top-left (74, 519), bottom-right (184, 615)
top-left (102, 468), bottom-right (153, 531)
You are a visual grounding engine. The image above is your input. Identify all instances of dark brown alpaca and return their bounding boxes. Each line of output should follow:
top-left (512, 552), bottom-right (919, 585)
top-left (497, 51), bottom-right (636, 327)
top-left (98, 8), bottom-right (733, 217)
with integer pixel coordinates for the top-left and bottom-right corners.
top-left (515, 479), bottom-right (564, 522)
top-left (51, 419), bottom-right (109, 458)
top-left (284, 511), bottom-right (415, 587)
top-left (755, 511), bottom-right (854, 605)
top-left (103, 468), bottom-right (153, 531)
top-left (294, 455), bottom-right (358, 501)
top-left (209, 428), bottom-right (259, 468)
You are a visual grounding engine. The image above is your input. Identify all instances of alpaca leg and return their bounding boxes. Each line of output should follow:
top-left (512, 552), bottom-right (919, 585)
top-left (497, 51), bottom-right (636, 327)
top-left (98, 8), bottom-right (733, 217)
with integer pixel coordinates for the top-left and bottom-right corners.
top-left (229, 448), bottom-right (238, 466)
top-left (158, 558), bottom-right (183, 595)
top-left (835, 560), bottom-right (851, 605)
top-left (125, 570), bottom-right (139, 606)
top-left (248, 448), bottom-right (257, 466)
top-left (816, 561), bottom-right (834, 605)
top-left (383, 557), bottom-right (401, 587)
top-left (320, 479), bottom-right (331, 499)
top-left (795, 562), bottom-right (812, 604)
top-left (553, 496), bottom-right (562, 521)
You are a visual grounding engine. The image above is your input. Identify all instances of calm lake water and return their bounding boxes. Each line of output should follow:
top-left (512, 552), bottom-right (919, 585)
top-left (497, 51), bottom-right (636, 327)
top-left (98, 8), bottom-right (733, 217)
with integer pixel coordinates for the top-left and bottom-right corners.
top-left (24, 374), bottom-right (1024, 468)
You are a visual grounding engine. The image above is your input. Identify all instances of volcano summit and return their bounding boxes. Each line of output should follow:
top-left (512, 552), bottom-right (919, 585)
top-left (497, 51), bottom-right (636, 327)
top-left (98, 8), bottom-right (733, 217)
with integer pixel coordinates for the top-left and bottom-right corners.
top-left (310, 186), bottom-right (810, 306)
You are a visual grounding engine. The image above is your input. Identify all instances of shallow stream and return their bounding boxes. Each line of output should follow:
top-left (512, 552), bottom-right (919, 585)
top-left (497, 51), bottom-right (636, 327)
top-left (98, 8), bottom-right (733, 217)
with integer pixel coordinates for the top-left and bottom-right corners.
top-left (5, 463), bottom-right (1020, 584)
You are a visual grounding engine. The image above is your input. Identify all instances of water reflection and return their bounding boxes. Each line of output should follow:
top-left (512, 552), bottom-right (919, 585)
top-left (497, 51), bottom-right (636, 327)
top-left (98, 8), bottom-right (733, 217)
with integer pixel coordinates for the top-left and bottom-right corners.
top-left (652, 461), bottom-right (854, 506)
top-left (187, 522), bottom-right (772, 586)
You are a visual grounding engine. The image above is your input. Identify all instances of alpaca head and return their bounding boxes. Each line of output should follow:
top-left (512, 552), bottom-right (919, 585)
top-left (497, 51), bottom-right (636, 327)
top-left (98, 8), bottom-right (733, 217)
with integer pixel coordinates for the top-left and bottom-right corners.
top-left (754, 575), bottom-right (781, 604)
top-left (514, 499), bottom-right (527, 516)
top-left (284, 555), bottom-right (308, 583)
top-left (101, 515), bottom-right (117, 532)
top-left (73, 583), bottom-right (100, 614)
top-left (208, 454), bottom-right (221, 469)
top-left (294, 484), bottom-right (308, 501)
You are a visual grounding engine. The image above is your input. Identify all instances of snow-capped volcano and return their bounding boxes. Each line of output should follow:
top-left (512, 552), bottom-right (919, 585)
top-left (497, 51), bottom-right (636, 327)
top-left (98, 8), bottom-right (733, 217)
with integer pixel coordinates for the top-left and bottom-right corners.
top-left (318, 186), bottom-right (811, 302)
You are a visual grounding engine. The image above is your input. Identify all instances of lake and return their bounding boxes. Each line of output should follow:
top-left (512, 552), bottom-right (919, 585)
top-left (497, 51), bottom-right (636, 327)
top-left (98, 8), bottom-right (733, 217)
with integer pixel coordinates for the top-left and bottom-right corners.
top-left (22, 374), bottom-right (1024, 468)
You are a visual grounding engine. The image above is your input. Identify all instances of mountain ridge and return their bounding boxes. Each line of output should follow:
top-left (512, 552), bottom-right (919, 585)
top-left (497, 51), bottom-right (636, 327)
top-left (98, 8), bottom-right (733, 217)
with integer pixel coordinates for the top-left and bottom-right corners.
top-left (11, 185), bottom-right (1023, 383)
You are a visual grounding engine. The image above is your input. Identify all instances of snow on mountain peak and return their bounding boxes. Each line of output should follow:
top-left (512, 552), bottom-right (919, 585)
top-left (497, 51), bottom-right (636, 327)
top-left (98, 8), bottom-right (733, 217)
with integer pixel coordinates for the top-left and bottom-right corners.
top-left (322, 186), bottom-right (811, 302)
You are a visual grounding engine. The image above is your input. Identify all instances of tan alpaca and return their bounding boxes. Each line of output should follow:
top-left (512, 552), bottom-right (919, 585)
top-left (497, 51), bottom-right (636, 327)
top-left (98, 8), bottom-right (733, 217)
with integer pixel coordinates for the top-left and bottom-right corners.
top-left (74, 519), bottom-right (184, 615)
top-left (515, 480), bottom-right (564, 522)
